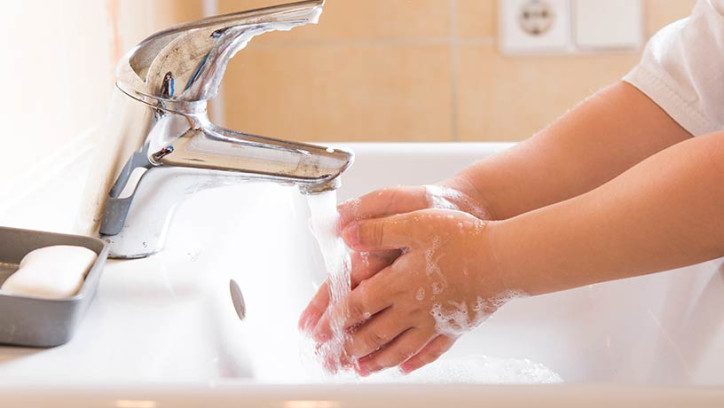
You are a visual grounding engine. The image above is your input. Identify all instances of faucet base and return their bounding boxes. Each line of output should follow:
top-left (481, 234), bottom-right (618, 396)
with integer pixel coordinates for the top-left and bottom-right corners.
top-left (102, 167), bottom-right (241, 259)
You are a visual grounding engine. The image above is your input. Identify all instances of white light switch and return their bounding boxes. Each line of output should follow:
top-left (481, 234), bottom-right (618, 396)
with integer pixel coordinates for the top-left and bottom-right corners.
top-left (573, 0), bottom-right (643, 50)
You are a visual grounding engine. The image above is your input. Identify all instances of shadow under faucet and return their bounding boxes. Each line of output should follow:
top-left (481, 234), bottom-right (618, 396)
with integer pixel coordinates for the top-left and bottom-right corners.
top-left (99, 0), bottom-right (353, 259)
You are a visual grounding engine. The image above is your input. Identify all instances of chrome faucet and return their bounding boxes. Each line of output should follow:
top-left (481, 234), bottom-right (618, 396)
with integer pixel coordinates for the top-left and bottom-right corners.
top-left (99, 0), bottom-right (353, 259)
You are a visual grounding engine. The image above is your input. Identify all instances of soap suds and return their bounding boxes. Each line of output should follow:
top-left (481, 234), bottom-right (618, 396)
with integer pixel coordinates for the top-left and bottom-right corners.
top-left (431, 291), bottom-right (527, 337)
top-left (340, 197), bottom-right (361, 216)
top-left (424, 236), bottom-right (443, 278)
top-left (490, 290), bottom-right (527, 309)
top-left (472, 297), bottom-right (488, 313)
top-left (430, 301), bottom-right (477, 337)
top-left (300, 353), bottom-right (563, 384)
top-left (376, 355), bottom-right (563, 384)
top-left (416, 287), bottom-right (426, 301)
top-left (360, 251), bottom-right (370, 267)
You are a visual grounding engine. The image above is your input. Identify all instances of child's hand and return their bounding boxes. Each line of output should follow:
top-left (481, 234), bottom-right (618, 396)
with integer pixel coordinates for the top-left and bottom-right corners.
top-left (310, 209), bottom-right (508, 376)
top-left (298, 184), bottom-right (488, 335)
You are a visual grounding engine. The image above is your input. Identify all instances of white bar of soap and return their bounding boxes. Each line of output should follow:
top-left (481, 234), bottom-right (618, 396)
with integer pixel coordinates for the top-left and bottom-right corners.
top-left (1, 245), bottom-right (97, 299)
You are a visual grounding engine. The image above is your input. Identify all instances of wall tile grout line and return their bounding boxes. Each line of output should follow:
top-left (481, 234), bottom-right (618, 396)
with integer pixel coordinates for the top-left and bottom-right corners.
top-left (450, 0), bottom-right (460, 142)
top-left (246, 37), bottom-right (497, 49)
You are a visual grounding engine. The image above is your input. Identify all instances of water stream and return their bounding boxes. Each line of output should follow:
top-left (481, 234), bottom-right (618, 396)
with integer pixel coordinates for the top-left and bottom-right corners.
top-left (306, 190), bottom-right (352, 373)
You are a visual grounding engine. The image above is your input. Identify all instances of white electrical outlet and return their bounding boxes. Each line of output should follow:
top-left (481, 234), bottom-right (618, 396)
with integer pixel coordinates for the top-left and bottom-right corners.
top-left (499, 0), bottom-right (572, 54)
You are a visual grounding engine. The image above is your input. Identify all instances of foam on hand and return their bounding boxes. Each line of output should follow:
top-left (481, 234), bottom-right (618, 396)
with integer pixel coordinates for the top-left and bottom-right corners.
top-left (1, 245), bottom-right (97, 299)
top-left (430, 291), bottom-right (527, 337)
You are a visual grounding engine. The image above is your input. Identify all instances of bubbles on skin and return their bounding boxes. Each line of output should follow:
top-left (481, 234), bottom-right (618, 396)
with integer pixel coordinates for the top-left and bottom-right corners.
top-left (342, 197), bottom-right (361, 211)
top-left (360, 251), bottom-right (370, 267)
top-left (423, 236), bottom-right (449, 299)
top-left (338, 197), bottom-right (361, 224)
top-left (416, 287), bottom-right (426, 301)
top-left (430, 291), bottom-right (528, 337)
top-left (491, 290), bottom-right (527, 309)
top-left (472, 297), bottom-right (488, 313)
top-left (430, 302), bottom-right (475, 337)
top-left (424, 236), bottom-right (443, 277)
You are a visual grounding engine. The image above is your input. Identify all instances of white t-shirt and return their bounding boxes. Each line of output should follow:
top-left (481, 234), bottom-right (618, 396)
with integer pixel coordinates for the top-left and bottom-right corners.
top-left (623, 0), bottom-right (724, 136)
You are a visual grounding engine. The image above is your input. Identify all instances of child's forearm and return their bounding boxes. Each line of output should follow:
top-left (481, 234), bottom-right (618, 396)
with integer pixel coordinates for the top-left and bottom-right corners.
top-left (493, 131), bottom-right (724, 295)
top-left (450, 81), bottom-right (692, 220)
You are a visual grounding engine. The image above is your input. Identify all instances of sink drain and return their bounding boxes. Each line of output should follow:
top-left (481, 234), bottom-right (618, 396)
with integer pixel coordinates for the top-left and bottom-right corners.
top-left (229, 279), bottom-right (246, 320)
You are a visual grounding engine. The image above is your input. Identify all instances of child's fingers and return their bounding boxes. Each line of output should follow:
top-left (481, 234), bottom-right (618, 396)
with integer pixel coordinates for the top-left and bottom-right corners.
top-left (299, 250), bottom-right (399, 332)
top-left (355, 328), bottom-right (432, 376)
top-left (298, 280), bottom-right (330, 332)
top-left (312, 266), bottom-right (399, 342)
top-left (337, 186), bottom-right (429, 229)
top-left (349, 250), bottom-right (400, 289)
top-left (400, 335), bottom-right (457, 374)
top-left (342, 213), bottom-right (423, 252)
top-left (345, 307), bottom-right (411, 360)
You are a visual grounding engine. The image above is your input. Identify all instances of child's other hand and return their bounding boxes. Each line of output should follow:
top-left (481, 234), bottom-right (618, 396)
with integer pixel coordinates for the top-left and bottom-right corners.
top-left (311, 209), bottom-right (508, 376)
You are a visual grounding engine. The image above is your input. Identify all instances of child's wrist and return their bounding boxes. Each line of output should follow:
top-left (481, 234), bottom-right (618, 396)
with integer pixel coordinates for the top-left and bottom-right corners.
top-left (438, 176), bottom-right (497, 221)
top-left (479, 220), bottom-right (515, 295)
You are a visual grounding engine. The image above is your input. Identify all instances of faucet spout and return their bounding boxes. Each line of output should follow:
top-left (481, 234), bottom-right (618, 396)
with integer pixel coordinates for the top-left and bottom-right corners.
top-left (152, 119), bottom-right (352, 189)
top-left (98, 1), bottom-right (353, 259)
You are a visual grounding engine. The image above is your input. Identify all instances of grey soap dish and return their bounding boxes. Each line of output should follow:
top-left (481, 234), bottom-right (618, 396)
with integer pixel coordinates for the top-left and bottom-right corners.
top-left (0, 226), bottom-right (108, 347)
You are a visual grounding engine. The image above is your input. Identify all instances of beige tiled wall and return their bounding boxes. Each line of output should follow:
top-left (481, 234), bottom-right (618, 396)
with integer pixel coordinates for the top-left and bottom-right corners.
top-left (217, 0), bottom-right (696, 143)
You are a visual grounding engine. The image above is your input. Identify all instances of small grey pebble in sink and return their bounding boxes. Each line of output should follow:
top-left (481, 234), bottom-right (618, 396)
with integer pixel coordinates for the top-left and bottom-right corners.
top-left (229, 279), bottom-right (246, 320)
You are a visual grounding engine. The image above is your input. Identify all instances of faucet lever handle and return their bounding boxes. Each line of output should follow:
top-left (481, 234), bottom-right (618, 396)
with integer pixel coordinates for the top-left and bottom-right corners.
top-left (118, 0), bottom-right (324, 103)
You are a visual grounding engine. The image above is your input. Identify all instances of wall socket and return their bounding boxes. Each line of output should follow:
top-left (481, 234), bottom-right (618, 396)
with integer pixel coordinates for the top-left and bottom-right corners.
top-left (519, 1), bottom-right (555, 36)
top-left (499, 0), bottom-right (643, 55)
top-left (500, 0), bottom-right (571, 54)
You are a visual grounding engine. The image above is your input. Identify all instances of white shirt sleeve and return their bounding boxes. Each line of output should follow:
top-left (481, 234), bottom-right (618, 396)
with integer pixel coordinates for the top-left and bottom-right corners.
top-left (623, 0), bottom-right (724, 136)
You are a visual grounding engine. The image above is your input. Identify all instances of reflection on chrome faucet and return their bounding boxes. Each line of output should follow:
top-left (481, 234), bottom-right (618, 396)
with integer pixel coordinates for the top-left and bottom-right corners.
top-left (99, 0), bottom-right (353, 259)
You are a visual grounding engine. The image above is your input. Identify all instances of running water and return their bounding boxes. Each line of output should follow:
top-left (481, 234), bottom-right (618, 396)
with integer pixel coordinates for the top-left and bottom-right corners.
top-left (306, 190), bottom-right (352, 373)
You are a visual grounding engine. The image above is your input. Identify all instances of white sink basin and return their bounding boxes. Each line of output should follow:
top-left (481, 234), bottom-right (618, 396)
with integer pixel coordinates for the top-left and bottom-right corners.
top-left (1, 143), bottom-right (723, 407)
